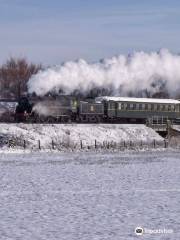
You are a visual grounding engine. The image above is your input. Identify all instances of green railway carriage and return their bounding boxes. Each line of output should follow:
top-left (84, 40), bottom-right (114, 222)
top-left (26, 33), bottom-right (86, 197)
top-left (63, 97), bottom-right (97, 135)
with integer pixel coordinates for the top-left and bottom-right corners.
top-left (78, 101), bottom-right (104, 122)
top-left (96, 97), bottom-right (180, 123)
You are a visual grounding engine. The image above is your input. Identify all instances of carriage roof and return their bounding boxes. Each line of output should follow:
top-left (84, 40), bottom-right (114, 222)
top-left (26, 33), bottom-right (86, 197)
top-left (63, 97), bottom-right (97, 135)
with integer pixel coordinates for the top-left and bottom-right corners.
top-left (95, 96), bottom-right (180, 104)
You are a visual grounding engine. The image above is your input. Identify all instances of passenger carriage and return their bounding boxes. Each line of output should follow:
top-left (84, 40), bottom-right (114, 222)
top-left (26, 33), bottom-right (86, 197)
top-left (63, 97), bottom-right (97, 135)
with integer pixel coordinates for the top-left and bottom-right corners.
top-left (95, 97), bottom-right (180, 123)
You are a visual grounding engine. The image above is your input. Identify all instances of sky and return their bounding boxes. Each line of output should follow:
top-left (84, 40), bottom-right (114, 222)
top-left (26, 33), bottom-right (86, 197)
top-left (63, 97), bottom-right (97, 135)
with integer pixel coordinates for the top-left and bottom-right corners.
top-left (0, 0), bottom-right (180, 65)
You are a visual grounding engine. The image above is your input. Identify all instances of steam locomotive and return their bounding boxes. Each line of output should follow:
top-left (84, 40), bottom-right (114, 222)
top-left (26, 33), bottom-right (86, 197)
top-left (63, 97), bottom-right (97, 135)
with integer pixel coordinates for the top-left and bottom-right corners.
top-left (13, 95), bottom-right (180, 124)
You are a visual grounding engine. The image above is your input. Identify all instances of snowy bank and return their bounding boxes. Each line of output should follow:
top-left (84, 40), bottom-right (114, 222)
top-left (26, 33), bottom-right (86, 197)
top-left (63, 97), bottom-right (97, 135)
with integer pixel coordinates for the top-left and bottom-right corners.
top-left (0, 124), bottom-right (163, 151)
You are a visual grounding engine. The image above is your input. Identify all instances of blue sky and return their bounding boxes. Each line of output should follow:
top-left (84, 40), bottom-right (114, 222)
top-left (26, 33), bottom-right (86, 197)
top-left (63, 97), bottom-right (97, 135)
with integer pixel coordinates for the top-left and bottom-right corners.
top-left (0, 0), bottom-right (180, 65)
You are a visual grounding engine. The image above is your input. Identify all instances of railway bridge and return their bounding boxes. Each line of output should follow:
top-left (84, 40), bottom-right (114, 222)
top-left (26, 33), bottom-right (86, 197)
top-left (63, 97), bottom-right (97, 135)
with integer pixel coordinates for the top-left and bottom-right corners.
top-left (147, 119), bottom-right (180, 139)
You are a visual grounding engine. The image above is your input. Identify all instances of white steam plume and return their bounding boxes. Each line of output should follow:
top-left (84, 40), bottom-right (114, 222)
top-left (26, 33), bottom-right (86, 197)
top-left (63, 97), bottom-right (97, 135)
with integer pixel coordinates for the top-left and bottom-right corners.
top-left (32, 102), bottom-right (51, 116)
top-left (28, 49), bottom-right (180, 97)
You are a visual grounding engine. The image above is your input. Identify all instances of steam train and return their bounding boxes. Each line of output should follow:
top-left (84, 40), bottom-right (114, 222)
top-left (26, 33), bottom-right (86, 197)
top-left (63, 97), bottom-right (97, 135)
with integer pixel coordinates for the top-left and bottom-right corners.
top-left (12, 95), bottom-right (180, 124)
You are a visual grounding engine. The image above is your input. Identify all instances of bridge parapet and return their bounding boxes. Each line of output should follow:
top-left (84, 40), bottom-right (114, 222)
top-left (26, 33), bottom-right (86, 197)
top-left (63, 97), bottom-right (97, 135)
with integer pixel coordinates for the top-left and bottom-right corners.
top-left (148, 123), bottom-right (167, 132)
top-left (146, 117), bottom-right (173, 133)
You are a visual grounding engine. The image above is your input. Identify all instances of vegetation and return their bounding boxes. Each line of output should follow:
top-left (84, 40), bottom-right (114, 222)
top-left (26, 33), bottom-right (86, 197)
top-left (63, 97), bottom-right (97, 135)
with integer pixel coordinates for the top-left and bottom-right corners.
top-left (0, 57), bottom-right (42, 99)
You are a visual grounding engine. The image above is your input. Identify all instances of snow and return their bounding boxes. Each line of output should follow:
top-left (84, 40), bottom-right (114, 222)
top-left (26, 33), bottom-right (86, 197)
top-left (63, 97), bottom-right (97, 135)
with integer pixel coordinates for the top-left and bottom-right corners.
top-left (0, 150), bottom-right (179, 239)
top-left (96, 96), bottom-right (180, 104)
top-left (172, 125), bottom-right (180, 131)
top-left (0, 101), bottom-right (17, 112)
top-left (0, 101), bottom-right (18, 114)
top-left (0, 123), bottom-right (163, 150)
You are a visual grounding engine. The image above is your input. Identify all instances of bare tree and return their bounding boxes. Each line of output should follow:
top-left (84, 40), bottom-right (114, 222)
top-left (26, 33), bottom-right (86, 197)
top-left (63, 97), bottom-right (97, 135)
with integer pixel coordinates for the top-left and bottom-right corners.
top-left (0, 57), bottom-right (42, 98)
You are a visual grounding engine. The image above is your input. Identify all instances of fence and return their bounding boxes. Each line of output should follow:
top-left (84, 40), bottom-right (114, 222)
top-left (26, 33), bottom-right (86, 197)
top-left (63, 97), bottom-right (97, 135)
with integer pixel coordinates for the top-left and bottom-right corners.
top-left (6, 138), bottom-right (170, 151)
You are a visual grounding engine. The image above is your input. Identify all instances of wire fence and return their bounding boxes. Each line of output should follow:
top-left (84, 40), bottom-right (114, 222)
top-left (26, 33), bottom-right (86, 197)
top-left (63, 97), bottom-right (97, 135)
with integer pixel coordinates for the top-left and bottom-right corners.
top-left (4, 138), bottom-right (171, 151)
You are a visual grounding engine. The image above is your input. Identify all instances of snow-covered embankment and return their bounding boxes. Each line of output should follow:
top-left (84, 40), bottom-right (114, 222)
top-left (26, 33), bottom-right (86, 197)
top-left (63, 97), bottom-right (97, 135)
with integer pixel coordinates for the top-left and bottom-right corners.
top-left (0, 124), bottom-right (163, 151)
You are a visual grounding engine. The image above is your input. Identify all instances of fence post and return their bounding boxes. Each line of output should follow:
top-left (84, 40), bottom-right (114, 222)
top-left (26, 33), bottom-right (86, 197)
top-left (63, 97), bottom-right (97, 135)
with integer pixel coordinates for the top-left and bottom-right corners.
top-left (120, 141), bottom-right (122, 150)
top-left (38, 140), bottom-right (41, 150)
top-left (80, 140), bottom-right (83, 149)
top-left (164, 139), bottom-right (168, 148)
top-left (153, 139), bottom-right (156, 148)
top-left (23, 140), bottom-right (26, 149)
top-left (95, 139), bottom-right (97, 149)
top-left (52, 140), bottom-right (55, 150)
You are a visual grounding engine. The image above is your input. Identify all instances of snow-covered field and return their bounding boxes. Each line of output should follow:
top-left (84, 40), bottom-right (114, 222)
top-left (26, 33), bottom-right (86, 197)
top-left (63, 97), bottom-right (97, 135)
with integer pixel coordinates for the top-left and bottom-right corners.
top-left (0, 123), bottom-right (163, 151)
top-left (0, 150), bottom-right (179, 239)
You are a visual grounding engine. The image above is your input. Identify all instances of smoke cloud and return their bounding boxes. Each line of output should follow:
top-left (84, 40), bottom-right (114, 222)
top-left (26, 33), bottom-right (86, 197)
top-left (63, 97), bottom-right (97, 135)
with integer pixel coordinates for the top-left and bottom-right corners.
top-left (28, 49), bottom-right (180, 97)
top-left (32, 102), bottom-right (51, 116)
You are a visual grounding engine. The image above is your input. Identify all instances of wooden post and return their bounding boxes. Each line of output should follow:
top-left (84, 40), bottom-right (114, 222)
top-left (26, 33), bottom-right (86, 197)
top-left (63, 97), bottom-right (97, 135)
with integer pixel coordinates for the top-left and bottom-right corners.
top-left (52, 140), bottom-right (55, 150)
top-left (80, 140), bottom-right (83, 149)
top-left (153, 139), bottom-right (156, 148)
top-left (95, 139), bottom-right (97, 149)
top-left (38, 140), bottom-right (41, 150)
top-left (140, 140), bottom-right (143, 148)
top-left (23, 140), bottom-right (26, 149)
top-left (167, 120), bottom-right (171, 141)
top-left (164, 139), bottom-right (168, 148)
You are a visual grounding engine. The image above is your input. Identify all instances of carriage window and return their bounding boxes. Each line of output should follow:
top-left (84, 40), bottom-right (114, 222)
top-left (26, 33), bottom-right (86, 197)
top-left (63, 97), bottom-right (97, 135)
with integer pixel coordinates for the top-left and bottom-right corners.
top-left (154, 104), bottom-right (157, 110)
top-left (136, 103), bottom-right (139, 110)
top-left (142, 104), bottom-right (145, 110)
top-left (90, 105), bottom-right (94, 112)
top-left (165, 105), bottom-right (168, 111)
top-left (124, 103), bottom-right (127, 110)
top-left (109, 102), bottom-right (115, 109)
top-left (171, 105), bottom-right (175, 111)
top-left (160, 104), bottom-right (163, 111)
top-left (175, 105), bottom-right (179, 112)
top-left (121, 103), bottom-right (124, 110)
top-left (118, 103), bottom-right (121, 110)
top-left (139, 104), bottom-right (142, 110)
top-left (130, 103), bottom-right (133, 110)
top-left (148, 104), bottom-right (151, 110)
